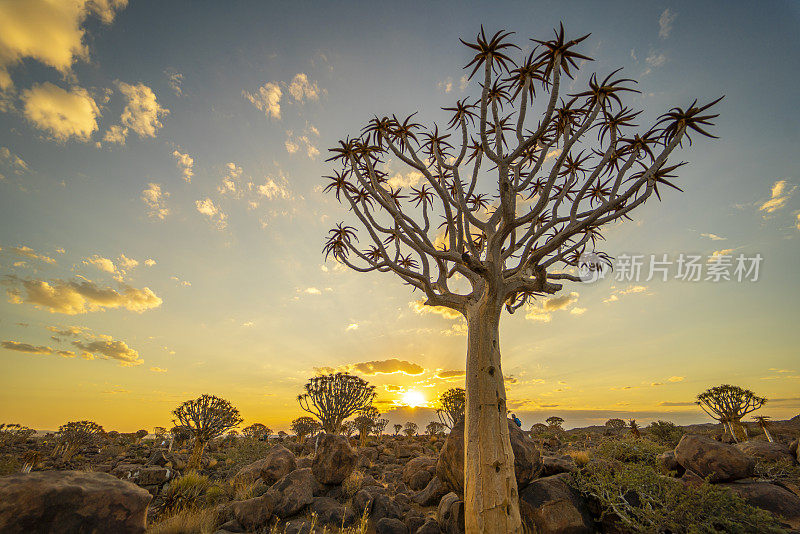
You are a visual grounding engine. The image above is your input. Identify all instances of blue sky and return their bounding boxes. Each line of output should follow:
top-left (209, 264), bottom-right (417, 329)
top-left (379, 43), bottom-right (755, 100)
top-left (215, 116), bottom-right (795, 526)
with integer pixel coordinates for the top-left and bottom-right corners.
top-left (0, 0), bottom-right (798, 431)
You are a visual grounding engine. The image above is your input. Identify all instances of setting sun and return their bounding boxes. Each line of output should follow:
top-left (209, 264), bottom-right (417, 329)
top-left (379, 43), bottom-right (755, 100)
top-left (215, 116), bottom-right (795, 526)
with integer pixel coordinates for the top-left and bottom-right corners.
top-left (401, 390), bottom-right (427, 408)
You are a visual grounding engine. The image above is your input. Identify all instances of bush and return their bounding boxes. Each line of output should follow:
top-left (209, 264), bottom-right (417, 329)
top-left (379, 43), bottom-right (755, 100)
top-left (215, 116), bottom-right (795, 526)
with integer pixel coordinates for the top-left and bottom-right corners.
top-left (594, 436), bottom-right (668, 466)
top-left (146, 507), bottom-right (219, 534)
top-left (342, 469), bottom-right (365, 498)
top-left (161, 471), bottom-right (213, 513)
top-left (573, 461), bottom-right (787, 533)
top-left (646, 420), bottom-right (684, 446)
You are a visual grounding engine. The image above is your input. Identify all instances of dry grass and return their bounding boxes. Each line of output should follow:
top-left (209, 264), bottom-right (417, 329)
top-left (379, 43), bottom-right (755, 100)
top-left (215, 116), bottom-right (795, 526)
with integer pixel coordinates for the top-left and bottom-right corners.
top-left (568, 450), bottom-right (590, 467)
top-left (146, 507), bottom-right (219, 534)
top-left (341, 469), bottom-right (365, 498)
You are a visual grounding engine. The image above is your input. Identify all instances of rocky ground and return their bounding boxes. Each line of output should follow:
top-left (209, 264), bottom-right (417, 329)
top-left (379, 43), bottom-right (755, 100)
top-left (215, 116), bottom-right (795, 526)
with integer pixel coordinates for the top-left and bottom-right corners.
top-left (0, 417), bottom-right (799, 533)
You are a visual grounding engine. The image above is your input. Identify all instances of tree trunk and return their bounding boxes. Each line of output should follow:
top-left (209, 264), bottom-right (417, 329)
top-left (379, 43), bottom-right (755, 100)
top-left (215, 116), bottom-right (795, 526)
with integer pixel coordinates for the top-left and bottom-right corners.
top-left (464, 296), bottom-right (523, 534)
top-left (188, 439), bottom-right (206, 469)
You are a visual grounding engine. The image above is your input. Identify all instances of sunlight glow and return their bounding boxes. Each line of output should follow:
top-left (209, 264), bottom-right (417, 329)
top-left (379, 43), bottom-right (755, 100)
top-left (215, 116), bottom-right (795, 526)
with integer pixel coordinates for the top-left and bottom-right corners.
top-left (401, 390), bottom-right (427, 408)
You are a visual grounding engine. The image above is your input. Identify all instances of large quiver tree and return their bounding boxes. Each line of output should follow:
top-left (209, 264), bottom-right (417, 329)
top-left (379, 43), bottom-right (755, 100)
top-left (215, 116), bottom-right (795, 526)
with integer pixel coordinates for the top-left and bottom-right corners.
top-left (172, 394), bottom-right (243, 469)
top-left (696, 384), bottom-right (766, 442)
top-left (297, 372), bottom-right (376, 433)
top-left (322, 24), bottom-right (721, 534)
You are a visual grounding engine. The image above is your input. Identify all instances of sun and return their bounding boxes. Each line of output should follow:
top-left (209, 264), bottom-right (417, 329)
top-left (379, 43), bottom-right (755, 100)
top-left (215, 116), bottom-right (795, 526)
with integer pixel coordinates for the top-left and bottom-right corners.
top-left (401, 390), bottom-right (427, 408)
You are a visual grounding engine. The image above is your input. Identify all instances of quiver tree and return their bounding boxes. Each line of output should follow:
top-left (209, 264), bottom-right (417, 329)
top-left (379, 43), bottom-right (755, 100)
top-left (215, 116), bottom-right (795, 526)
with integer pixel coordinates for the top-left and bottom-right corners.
top-left (374, 418), bottom-right (389, 438)
top-left (546, 416), bottom-right (564, 431)
top-left (354, 407), bottom-right (380, 446)
top-left (393, 423), bottom-right (403, 436)
top-left (696, 384), bottom-right (766, 443)
top-left (341, 420), bottom-right (357, 437)
top-left (321, 23), bottom-right (721, 533)
top-left (436, 387), bottom-right (466, 428)
top-left (291, 416), bottom-right (319, 443)
top-left (403, 422), bottom-right (418, 437)
top-left (169, 425), bottom-right (191, 451)
top-left (172, 394), bottom-right (243, 469)
top-left (134, 429), bottom-right (148, 444)
top-left (530, 423), bottom-right (548, 435)
top-left (242, 423), bottom-right (270, 441)
top-left (55, 420), bottom-right (104, 461)
top-left (297, 372), bottom-right (376, 433)
top-left (0, 423), bottom-right (35, 448)
top-left (752, 416), bottom-right (773, 443)
top-left (628, 419), bottom-right (640, 438)
top-left (426, 421), bottom-right (447, 436)
top-left (605, 418), bottom-right (625, 432)
top-left (153, 426), bottom-right (167, 444)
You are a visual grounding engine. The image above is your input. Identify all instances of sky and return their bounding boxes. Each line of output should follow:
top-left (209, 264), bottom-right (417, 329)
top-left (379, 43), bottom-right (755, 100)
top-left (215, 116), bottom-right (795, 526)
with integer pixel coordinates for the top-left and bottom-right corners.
top-left (0, 0), bottom-right (798, 432)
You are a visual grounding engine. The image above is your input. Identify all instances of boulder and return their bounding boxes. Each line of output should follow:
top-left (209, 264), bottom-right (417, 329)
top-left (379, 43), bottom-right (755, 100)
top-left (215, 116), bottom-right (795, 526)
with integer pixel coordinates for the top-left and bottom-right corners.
top-left (0, 471), bottom-right (151, 533)
top-left (436, 419), bottom-right (542, 495)
top-left (232, 492), bottom-right (275, 531)
top-left (735, 440), bottom-right (796, 463)
top-left (270, 468), bottom-right (317, 518)
top-left (414, 518), bottom-right (441, 534)
top-left (519, 473), bottom-right (595, 534)
top-left (437, 492), bottom-right (465, 534)
top-left (541, 455), bottom-right (577, 477)
top-left (312, 433), bottom-right (357, 485)
top-left (674, 434), bottom-right (754, 482)
top-left (235, 445), bottom-right (297, 485)
top-left (402, 456), bottom-right (436, 491)
top-left (657, 450), bottom-right (684, 476)
top-left (146, 449), bottom-right (171, 467)
top-left (376, 517), bottom-right (410, 534)
top-left (719, 480), bottom-right (800, 529)
top-left (310, 496), bottom-right (355, 527)
top-left (412, 475), bottom-right (448, 506)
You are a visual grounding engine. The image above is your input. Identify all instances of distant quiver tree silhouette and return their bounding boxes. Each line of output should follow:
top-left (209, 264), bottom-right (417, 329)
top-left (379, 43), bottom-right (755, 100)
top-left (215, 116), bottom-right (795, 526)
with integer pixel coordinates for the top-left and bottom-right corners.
top-left (172, 394), bottom-right (243, 469)
top-left (297, 372), bottom-right (376, 434)
top-left (437, 387), bottom-right (466, 428)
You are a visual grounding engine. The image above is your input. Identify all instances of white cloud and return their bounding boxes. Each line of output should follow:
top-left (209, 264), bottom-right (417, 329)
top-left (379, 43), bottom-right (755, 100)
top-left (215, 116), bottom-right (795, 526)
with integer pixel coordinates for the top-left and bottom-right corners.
top-left (645, 52), bottom-right (666, 68)
top-left (603, 285), bottom-right (650, 303)
top-left (21, 83), bottom-right (99, 141)
top-left (285, 124), bottom-right (320, 159)
top-left (150, 366), bottom-right (167, 373)
top-left (0, 0), bottom-right (127, 91)
top-left (700, 233), bottom-right (726, 241)
top-left (287, 73), bottom-right (321, 103)
top-left (166, 71), bottom-right (183, 96)
top-left (526, 292), bottom-right (580, 322)
top-left (113, 81), bottom-right (169, 140)
top-left (659, 9), bottom-right (677, 39)
top-left (195, 198), bottom-right (227, 229)
top-left (388, 171), bottom-right (423, 189)
top-left (346, 323), bottom-right (359, 331)
top-left (8, 245), bottom-right (56, 265)
top-left (172, 150), bottom-right (194, 183)
top-left (410, 299), bottom-right (461, 320)
top-left (759, 179), bottom-right (796, 215)
top-left (142, 183), bottom-right (170, 220)
top-left (243, 81), bottom-right (282, 119)
top-left (102, 124), bottom-right (127, 144)
top-left (144, 259), bottom-right (156, 267)
top-left (0, 147), bottom-right (29, 174)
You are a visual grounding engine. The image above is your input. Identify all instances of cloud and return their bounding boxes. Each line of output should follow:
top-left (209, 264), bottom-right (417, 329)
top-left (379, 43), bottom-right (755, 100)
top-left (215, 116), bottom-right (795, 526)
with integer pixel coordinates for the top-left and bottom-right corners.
top-left (257, 175), bottom-right (292, 200)
top-left (6, 277), bottom-right (162, 314)
top-left (287, 73), bottom-right (321, 103)
top-left (150, 366), bottom-right (167, 373)
top-left (658, 401), bottom-right (695, 407)
top-left (603, 285), bottom-right (649, 304)
top-left (172, 150), bottom-right (194, 183)
top-left (72, 337), bottom-right (142, 366)
top-left (526, 292), bottom-right (580, 322)
top-left (219, 162), bottom-right (243, 196)
top-left (142, 183), bottom-right (170, 220)
top-left (759, 179), bottom-right (796, 215)
top-left (166, 70), bottom-right (183, 96)
top-left (645, 52), bottom-right (666, 68)
top-left (47, 325), bottom-right (87, 337)
top-left (144, 259), bottom-right (156, 267)
top-left (108, 81), bottom-right (168, 142)
top-left (668, 376), bottom-right (685, 382)
top-left (0, 0), bottom-right (127, 91)
top-left (410, 299), bottom-right (461, 320)
top-left (708, 248), bottom-right (735, 262)
top-left (195, 198), bottom-right (227, 229)
top-left (0, 147), bottom-right (29, 175)
top-left (436, 370), bottom-right (466, 379)
top-left (21, 83), bottom-right (99, 141)
top-left (1, 340), bottom-right (54, 354)
top-left (350, 358), bottom-right (425, 376)
top-left (700, 233), bottom-right (726, 241)
top-left (243, 82), bottom-right (282, 119)
top-left (345, 323), bottom-right (359, 331)
top-left (658, 9), bottom-right (677, 39)
top-left (388, 171), bottom-right (423, 189)
top-left (285, 126), bottom-right (320, 159)
top-left (305, 287), bottom-right (322, 295)
top-left (8, 245), bottom-right (56, 265)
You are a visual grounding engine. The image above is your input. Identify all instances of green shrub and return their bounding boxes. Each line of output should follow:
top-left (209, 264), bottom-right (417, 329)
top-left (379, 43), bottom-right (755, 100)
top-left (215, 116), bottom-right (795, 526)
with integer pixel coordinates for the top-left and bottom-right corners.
top-left (573, 461), bottom-right (787, 533)
top-left (646, 420), bottom-right (685, 447)
top-left (595, 436), bottom-right (668, 466)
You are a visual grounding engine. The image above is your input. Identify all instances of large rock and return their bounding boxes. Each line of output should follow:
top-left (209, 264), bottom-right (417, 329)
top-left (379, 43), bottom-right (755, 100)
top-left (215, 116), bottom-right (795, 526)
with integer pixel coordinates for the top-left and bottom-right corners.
top-left (541, 455), bottom-right (577, 477)
top-left (719, 480), bottom-right (800, 529)
top-left (312, 433), bottom-right (357, 485)
top-left (735, 440), bottom-right (796, 463)
top-left (674, 434), bottom-right (754, 482)
top-left (310, 496), bottom-right (355, 527)
top-left (437, 492), bottom-right (465, 534)
top-left (270, 468), bottom-right (317, 518)
top-left (436, 419), bottom-right (542, 495)
top-left (0, 471), bottom-right (151, 533)
top-left (112, 464), bottom-right (171, 486)
top-left (235, 445), bottom-right (297, 485)
top-left (375, 517), bottom-right (410, 534)
top-left (353, 487), bottom-right (402, 522)
top-left (412, 476), bottom-right (448, 506)
top-left (519, 473), bottom-right (595, 534)
top-left (232, 492), bottom-right (275, 531)
top-left (402, 456), bottom-right (436, 491)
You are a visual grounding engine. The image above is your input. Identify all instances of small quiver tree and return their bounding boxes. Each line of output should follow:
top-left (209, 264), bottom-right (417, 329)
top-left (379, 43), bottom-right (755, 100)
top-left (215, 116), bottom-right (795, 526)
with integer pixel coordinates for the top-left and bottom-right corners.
top-left (297, 372), bottom-right (376, 433)
top-left (55, 420), bottom-right (104, 461)
top-left (696, 384), bottom-right (766, 443)
top-left (752, 416), bottom-right (773, 443)
top-left (0, 423), bottom-right (35, 448)
top-left (546, 416), bottom-right (564, 431)
top-left (604, 418), bottom-right (626, 433)
top-left (354, 407), bottom-right (380, 446)
top-left (242, 423), bottom-right (270, 441)
top-left (291, 416), bottom-right (319, 443)
top-left (373, 418), bottom-right (389, 439)
top-left (393, 423), bottom-right (403, 436)
top-left (628, 419), bottom-right (641, 438)
top-left (426, 421), bottom-right (447, 436)
top-left (341, 420), bottom-right (357, 438)
top-left (436, 387), bottom-right (466, 429)
top-left (172, 394), bottom-right (243, 469)
top-left (403, 422), bottom-right (418, 437)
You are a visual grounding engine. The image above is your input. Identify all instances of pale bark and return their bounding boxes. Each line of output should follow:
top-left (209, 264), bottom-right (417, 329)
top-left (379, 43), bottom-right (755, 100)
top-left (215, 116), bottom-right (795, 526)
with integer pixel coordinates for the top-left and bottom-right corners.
top-left (464, 293), bottom-right (522, 533)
